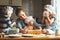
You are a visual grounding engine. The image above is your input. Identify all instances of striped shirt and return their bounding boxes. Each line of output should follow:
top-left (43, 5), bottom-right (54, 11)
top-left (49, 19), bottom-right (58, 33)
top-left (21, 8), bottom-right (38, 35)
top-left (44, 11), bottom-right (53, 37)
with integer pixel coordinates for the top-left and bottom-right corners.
top-left (0, 15), bottom-right (11, 29)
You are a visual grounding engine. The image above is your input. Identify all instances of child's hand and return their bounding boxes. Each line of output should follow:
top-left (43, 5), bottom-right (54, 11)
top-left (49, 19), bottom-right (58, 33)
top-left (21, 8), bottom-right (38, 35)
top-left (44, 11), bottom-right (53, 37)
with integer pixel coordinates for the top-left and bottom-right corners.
top-left (42, 29), bottom-right (48, 34)
top-left (43, 11), bottom-right (49, 18)
top-left (24, 29), bottom-right (28, 34)
top-left (43, 11), bottom-right (46, 17)
top-left (20, 27), bottom-right (28, 34)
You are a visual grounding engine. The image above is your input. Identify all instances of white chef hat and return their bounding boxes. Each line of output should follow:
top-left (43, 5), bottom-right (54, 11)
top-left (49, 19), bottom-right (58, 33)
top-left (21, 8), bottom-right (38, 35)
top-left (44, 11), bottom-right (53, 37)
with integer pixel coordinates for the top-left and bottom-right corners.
top-left (25, 16), bottom-right (34, 24)
top-left (4, 6), bottom-right (13, 14)
top-left (44, 5), bottom-right (56, 14)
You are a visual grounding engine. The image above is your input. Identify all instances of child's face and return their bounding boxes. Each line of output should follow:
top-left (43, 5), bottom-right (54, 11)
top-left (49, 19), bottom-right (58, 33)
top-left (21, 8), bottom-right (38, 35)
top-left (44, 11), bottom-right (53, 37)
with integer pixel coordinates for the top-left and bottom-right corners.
top-left (8, 13), bottom-right (12, 17)
top-left (18, 11), bottom-right (26, 20)
top-left (43, 11), bottom-right (50, 17)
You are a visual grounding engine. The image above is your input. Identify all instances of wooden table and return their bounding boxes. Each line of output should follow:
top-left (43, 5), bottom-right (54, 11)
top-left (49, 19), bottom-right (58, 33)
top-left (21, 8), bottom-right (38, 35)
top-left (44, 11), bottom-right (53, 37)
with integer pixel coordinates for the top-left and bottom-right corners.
top-left (0, 36), bottom-right (60, 40)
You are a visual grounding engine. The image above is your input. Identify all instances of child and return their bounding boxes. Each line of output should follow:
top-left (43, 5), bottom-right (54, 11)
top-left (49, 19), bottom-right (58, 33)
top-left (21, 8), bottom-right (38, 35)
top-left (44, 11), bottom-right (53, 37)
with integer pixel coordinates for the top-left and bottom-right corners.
top-left (23, 16), bottom-right (34, 33)
top-left (42, 5), bottom-right (56, 34)
top-left (0, 6), bottom-right (13, 34)
top-left (24, 16), bottom-right (34, 30)
top-left (15, 8), bottom-right (42, 33)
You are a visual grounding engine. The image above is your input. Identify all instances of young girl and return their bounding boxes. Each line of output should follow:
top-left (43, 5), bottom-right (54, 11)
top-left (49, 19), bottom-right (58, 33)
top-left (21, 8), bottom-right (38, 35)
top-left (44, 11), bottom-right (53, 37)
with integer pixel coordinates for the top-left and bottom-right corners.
top-left (42, 5), bottom-right (56, 34)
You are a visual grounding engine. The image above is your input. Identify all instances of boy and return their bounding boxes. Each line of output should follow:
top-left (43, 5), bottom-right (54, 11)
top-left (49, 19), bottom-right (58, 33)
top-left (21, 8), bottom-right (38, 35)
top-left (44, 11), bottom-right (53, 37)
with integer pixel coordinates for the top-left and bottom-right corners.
top-left (0, 6), bottom-right (13, 34)
top-left (15, 7), bottom-right (42, 33)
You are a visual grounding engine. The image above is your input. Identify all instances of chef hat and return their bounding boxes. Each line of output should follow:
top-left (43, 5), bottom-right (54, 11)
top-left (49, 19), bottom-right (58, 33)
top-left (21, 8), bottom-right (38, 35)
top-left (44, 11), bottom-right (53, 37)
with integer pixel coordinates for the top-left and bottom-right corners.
top-left (44, 5), bottom-right (56, 14)
top-left (25, 16), bottom-right (34, 24)
top-left (4, 6), bottom-right (13, 14)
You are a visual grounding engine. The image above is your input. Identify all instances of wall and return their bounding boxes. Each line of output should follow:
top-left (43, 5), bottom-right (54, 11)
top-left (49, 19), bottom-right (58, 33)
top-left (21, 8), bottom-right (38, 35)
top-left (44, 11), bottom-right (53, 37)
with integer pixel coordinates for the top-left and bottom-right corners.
top-left (32, 0), bottom-right (42, 22)
top-left (32, 0), bottom-right (51, 23)
top-left (22, 0), bottom-right (33, 16)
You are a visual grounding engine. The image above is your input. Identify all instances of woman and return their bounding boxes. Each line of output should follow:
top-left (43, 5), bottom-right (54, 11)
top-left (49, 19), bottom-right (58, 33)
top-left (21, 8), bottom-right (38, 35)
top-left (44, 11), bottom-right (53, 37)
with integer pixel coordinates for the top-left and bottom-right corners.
top-left (42, 5), bottom-right (56, 34)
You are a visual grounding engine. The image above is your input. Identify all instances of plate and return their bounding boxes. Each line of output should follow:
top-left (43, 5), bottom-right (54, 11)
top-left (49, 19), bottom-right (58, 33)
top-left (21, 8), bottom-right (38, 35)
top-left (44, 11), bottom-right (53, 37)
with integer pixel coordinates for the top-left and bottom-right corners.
top-left (6, 34), bottom-right (22, 38)
top-left (22, 34), bottom-right (33, 37)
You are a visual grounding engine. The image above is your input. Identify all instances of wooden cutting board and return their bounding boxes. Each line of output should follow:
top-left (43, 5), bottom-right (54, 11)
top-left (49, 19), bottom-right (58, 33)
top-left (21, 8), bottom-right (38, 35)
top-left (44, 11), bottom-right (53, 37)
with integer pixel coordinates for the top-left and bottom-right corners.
top-left (27, 30), bottom-right (42, 34)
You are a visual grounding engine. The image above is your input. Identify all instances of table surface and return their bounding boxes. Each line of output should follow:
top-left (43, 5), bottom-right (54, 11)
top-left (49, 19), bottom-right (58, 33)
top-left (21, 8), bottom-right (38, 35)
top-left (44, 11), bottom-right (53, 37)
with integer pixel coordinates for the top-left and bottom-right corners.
top-left (0, 35), bottom-right (60, 40)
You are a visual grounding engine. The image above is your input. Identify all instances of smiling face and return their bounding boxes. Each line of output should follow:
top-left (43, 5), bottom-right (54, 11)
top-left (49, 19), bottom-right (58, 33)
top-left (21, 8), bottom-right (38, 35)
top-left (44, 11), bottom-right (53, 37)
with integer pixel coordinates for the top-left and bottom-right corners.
top-left (18, 10), bottom-right (27, 20)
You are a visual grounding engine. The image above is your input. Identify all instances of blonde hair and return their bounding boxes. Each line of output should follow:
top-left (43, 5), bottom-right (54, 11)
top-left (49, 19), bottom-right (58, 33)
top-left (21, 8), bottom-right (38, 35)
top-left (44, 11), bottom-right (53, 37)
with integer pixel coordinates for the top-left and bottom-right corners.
top-left (44, 5), bottom-right (56, 17)
top-left (25, 16), bottom-right (34, 24)
top-left (3, 6), bottom-right (13, 15)
top-left (44, 5), bottom-right (55, 15)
